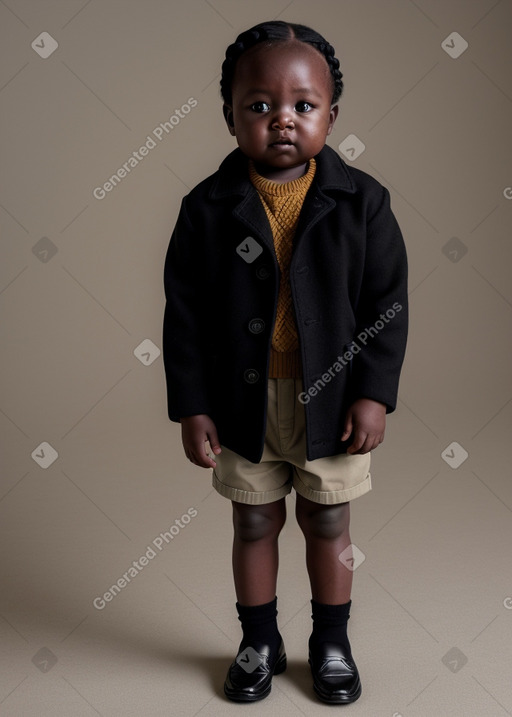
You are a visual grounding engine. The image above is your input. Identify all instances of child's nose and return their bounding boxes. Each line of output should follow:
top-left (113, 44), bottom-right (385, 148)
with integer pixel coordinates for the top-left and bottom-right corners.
top-left (271, 109), bottom-right (295, 130)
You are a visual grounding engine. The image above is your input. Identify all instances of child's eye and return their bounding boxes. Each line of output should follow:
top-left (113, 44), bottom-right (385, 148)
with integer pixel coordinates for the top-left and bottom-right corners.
top-left (295, 101), bottom-right (313, 112)
top-left (250, 101), bottom-right (270, 113)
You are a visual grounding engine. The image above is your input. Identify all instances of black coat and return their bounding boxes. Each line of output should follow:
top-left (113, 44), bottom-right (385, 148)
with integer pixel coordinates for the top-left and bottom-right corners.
top-left (163, 145), bottom-right (408, 463)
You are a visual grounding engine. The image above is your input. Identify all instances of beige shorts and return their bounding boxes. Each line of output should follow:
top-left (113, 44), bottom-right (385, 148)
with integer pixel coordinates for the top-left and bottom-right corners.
top-left (211, 378), bottom-right (372, 505)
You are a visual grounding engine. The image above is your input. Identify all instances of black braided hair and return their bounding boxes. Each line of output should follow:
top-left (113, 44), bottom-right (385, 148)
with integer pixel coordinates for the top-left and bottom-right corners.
top-left (220, 21), bottom-right (344, 106)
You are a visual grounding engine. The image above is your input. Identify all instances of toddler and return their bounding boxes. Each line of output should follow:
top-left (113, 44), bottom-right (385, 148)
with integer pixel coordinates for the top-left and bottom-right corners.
top-left (163, 20), bottom-right (408, 704)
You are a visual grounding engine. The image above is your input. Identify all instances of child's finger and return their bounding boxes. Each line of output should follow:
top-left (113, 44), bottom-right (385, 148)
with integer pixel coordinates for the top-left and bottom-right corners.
top-left (207, 427), bottom-right (222, 455)
top-left (347, 430), bottom-right (368, 454)
top-left (341, 414), bottom-right (353, 441)
top-left (188, 441), bottom-right (216, 469)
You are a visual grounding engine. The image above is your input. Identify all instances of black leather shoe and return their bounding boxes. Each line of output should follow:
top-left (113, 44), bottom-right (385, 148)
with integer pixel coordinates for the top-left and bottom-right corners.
top-left (308, 641), bottom-right (362, 704)
top-left (224, 639), bottom-right (287, 702)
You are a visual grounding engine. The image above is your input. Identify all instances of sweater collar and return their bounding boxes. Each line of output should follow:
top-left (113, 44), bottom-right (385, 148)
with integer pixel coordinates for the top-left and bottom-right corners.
top-left (209, 144), bottom-right (356, 200)
top-left (248, 157), bottom-right (316, 197)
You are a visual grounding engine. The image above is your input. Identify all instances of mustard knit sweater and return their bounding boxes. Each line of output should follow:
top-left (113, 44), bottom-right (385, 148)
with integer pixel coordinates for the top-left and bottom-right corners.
top-left (249, 158), bottom-right (317, 378)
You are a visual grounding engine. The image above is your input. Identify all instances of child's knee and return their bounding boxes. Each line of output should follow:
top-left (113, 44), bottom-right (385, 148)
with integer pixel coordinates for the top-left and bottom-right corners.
top-left (296, 499), bottom-right (350, 540)
top-left (232, 500), bottom-right (286, 542)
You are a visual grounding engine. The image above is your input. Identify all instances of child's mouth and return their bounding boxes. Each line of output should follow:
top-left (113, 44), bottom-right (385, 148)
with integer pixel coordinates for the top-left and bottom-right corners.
top-left (269, 139), bottom-right (294, 148)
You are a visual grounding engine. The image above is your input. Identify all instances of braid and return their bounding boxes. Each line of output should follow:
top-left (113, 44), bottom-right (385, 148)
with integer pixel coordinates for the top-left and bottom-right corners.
top-left (308, 41), bottom-right (344, 104)
top-left (220, 26), bottom-right (272, 105)
top-left (220, 21), bottom-right (344, 106)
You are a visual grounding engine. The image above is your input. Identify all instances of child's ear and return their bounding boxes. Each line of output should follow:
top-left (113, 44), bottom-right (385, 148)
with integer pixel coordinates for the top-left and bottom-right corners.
top-left (326, 104), bottom-right (339, 135)
top-left (223, 104), bottom-right (236, 136)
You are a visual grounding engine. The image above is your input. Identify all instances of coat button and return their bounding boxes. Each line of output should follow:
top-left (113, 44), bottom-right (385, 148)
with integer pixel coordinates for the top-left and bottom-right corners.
top-left (256, 265), bottom-right (271, 280)
top-left (296, 265), bottom-right (309, 274)
top-left (244, 369), bottom-right (260, 384)
top-left (248, 318), bottom-right (265, 334)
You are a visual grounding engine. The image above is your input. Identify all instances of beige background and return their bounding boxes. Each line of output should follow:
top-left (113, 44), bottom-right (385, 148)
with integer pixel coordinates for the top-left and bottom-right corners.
top-left (1, 0), bottom-right (512, 715)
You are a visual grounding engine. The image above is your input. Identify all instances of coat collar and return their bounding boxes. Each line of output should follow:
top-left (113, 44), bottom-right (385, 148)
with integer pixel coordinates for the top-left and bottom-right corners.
top-left (209, 144), bottom-right (356, 200)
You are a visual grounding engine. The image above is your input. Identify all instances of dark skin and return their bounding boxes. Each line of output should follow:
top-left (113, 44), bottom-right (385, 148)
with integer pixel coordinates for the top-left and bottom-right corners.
top-left (181, 41), bottom-right (386, 606)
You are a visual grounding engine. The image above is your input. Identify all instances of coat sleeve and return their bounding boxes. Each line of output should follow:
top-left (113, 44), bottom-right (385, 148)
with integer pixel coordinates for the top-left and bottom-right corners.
top-left (162, 195), bottom-right (213, 422)
top-left (350, 185), bottom-right (408, 413)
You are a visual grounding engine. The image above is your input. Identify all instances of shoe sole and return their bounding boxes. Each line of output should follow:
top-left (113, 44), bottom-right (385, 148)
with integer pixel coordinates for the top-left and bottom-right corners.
top-left (224, 652), bottom-right (287, 702)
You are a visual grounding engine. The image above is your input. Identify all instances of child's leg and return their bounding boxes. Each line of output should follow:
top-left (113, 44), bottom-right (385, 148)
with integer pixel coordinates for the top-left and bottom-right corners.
top-left (224, 498), bottom-right (287, 702)
top-left (295, 493), bottom-right (361, 703)
top-left (231, 497), bottom-right (286, 605)
top-left (295, 493), bottom-right (352, 603)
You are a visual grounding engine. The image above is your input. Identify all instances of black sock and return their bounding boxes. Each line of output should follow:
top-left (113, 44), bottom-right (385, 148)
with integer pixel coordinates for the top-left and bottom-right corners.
top-left (236, 597), bottom-right (281, 654)
top-left (309, 599), bottom-right (352, 656)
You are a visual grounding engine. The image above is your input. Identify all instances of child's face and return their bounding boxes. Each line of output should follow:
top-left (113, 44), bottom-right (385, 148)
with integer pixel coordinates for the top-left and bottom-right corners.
top-left (224, 41), bottom-right (338, 178)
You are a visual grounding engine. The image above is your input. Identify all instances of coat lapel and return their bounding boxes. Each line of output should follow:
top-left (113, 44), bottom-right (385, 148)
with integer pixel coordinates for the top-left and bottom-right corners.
top-left (232, 191), bottom-right (276, 254)
top-left (208, 145), bottom-right (357, 255)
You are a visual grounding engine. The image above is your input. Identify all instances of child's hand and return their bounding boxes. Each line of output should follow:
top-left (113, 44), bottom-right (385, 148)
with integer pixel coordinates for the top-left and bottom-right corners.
top-left (341, 398), bottom-right (386, 454)
top-left (180, 414), bottom-right (222, 468)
